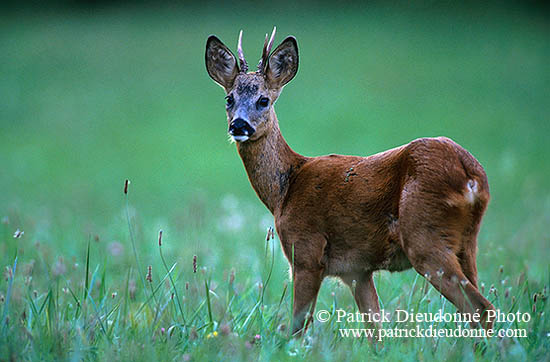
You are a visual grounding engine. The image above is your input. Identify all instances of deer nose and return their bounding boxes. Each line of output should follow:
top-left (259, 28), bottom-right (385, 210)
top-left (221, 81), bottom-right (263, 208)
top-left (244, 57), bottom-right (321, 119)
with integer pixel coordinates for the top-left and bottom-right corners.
top-left (229, 118), bottom-right (255, 138)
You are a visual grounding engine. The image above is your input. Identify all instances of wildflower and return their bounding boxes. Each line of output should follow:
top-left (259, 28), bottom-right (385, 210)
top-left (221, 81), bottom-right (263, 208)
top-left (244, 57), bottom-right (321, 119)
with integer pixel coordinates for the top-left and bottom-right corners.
top-left (436, 268), bottom-right (444, 278)
top-left (161, 327), bottom-right (166, 335)
top-left (206, 331), bottom-right (219, 339)
top-left (0, 293), bottom-right (4, 303)
top-left (107, 242), bottom-right (124, 257)
top-left (499, 265), bottom-right (504, 274)
top-left (460, 279), bottom-right (469, 287)
top-left (13, 229), bottom-right (24, 238)
top-left (3, 266), bottom-right (12, 281)
top-left (220, 324), bottom-right (231, 336)
top-left (52, 257), bottom-right (67, 277)
top-left (481, 282), bottom-right (485, 294)
top-left (146, 266), bottom-right (153, 283)
top-left (112, 292), bottom-right (117, 299)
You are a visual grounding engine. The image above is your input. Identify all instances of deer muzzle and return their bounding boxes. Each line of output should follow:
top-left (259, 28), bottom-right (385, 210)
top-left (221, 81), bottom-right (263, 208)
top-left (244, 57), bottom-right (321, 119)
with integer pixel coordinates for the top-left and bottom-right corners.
top-left (229, 118), bottom-right (255, 142)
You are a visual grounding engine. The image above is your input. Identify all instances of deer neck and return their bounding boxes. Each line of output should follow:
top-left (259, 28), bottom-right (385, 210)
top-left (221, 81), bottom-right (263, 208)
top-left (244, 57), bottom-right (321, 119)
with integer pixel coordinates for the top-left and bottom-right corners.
top-left (236, 112), bottom-right (306, 214)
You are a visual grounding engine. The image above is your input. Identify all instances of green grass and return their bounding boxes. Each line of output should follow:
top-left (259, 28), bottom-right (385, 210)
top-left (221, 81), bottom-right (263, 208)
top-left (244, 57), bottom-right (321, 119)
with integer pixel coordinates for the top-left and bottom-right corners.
top-left (1, 2), bottom-right (549, 360)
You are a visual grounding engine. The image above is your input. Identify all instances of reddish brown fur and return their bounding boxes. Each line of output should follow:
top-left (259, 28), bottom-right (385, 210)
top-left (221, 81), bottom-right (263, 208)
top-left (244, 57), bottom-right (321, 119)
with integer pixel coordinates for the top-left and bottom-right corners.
top-left (206, 30), bottom-right (495, 335)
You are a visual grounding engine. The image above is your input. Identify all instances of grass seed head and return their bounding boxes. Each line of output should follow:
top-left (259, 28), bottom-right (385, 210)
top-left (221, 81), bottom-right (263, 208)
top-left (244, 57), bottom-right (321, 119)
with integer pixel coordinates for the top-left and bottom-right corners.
top-left (424, 272), bottom-right (431, 281)
top-left (193, 255), bottom-right (197, 273)
top-left (129, 279), bottom-right (136, 300)
top-left (158, 229), bottom-right (163, 246)
top-left (124, 179), bottom-right (130, 194)
top-left (146, 265), bottom-right (153, 283)
top-left (3, 266), bottom-right (13, 281)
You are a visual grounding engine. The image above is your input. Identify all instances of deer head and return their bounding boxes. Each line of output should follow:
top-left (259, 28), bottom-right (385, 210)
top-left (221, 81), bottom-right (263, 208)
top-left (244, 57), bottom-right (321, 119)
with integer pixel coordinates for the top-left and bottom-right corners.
top-left (205, 27), bottom-right (299, 143)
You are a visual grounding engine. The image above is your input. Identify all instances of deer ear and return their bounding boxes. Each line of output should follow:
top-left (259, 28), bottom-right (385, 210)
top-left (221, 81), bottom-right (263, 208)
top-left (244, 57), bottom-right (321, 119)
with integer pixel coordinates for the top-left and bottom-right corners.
top-left (205, 36), bottom-right (239, 90)
top-left (265, 36), bottom-right (298, 89)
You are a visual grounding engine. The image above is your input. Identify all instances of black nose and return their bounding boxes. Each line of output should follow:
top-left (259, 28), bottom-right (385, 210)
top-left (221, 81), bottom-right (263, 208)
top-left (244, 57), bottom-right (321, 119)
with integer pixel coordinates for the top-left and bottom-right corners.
top-left (229, 118), bottom-right (255, 137)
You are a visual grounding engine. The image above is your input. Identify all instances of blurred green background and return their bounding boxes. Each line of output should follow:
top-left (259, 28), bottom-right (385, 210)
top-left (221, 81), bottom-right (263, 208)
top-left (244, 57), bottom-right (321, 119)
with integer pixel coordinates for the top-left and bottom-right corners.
top-left (1, 1), bottom-right (549, 279)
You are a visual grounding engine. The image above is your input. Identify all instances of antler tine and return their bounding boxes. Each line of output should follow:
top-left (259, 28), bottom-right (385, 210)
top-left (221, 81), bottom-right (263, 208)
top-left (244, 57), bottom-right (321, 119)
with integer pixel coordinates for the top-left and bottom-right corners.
top-left (237, 30), bottom-right (248, 73)
top-left (258, 26), bottom-right (277, 72)
top-left (266, 26), bottom-right (276, 57)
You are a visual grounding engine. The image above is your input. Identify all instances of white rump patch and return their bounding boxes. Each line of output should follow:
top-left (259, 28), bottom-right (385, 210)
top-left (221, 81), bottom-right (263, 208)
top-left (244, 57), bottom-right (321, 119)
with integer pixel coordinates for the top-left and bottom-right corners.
top-left (465, 179), bottom-right (478, 204)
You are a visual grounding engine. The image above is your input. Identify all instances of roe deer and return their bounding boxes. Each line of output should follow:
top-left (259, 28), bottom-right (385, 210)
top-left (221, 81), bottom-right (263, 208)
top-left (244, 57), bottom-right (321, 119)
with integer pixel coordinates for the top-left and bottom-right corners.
top-left (205, 28), bottom-right (495, 334)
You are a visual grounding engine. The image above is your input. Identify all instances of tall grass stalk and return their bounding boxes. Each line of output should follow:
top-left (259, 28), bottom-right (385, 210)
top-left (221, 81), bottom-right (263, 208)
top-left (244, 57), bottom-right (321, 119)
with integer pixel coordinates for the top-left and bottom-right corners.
top-left (158, 233), bottom-right (187, 327)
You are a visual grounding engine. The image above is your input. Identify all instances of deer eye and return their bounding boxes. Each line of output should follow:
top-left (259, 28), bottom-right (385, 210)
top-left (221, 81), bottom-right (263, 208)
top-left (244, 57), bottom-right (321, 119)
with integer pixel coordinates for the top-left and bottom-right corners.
top-left (257, 96), bottom-right (269, 109)
top-left (225, 95), bottom-right (234, 108)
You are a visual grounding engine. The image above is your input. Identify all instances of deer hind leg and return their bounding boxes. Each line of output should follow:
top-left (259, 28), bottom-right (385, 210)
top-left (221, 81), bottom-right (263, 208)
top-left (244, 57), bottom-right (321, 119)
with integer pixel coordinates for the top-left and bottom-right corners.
top-left (458, 236), bottom-right (479, 288)
top-left (398, 195), bottom-right (495, 329)
top-left (402, 233), bottom-right (494, 329)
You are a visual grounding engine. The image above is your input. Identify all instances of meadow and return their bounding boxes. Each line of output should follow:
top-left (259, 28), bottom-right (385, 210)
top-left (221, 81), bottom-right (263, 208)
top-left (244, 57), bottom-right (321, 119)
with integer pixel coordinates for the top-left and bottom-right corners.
top-left (1, 2), bottom-right (549, 360)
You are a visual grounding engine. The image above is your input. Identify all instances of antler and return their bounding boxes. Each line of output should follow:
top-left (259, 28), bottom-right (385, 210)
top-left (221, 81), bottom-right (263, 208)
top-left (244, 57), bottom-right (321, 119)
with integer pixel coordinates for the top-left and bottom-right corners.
top-left (237, 30), bottom-right (248, 73)
top-left (257, 26), bottom-right (276, 73)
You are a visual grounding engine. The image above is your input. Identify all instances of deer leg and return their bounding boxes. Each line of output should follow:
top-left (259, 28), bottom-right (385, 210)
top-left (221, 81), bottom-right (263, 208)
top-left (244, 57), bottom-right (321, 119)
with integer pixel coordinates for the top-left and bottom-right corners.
top-left (402, 233), bottom-right (495, 329)
top-left (291, 267), bottom-right (323, 335)
top-left (341, 272), bottom-right (381, 326)
top-left (459, 238), bottom-right (479, 288)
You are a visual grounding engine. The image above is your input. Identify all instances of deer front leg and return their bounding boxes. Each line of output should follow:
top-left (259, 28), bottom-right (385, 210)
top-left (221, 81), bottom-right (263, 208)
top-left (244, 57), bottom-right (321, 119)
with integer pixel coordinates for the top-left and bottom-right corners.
top-left (341, 272), bottom-right (382, 337)
top-left (277, 227), bottom-right (327, 335)
top-left (291, 266), bottom-right (324, 335)
top-left (341, 272), bottom-right (381, 319)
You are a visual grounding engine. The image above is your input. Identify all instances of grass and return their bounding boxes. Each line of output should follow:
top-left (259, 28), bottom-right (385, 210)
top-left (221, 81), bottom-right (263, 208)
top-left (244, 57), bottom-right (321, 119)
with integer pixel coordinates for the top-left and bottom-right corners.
top-left (1, 2), bottom-right (549, 361)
